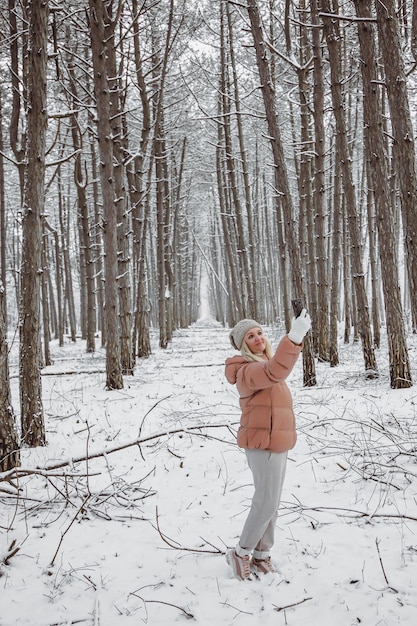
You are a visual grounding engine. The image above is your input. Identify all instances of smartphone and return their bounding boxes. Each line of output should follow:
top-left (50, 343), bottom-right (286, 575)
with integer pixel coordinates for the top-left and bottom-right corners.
top-left (291, 298), bottom-right (303, 318)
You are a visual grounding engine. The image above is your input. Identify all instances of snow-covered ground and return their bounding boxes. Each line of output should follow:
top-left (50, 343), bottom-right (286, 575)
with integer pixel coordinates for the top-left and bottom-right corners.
top-left (1, 317), bottom-right (416, 626)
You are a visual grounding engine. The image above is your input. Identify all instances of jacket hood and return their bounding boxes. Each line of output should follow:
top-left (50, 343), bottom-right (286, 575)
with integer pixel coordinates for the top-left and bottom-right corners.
top-left (225, 355), bottom-right (246, 384)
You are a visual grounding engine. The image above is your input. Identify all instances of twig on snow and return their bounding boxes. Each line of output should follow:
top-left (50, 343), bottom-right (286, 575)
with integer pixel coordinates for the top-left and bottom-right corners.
top-left (286, 503), bottom-right (417, 524)
top-left (154, 506), bottom-right (224, 554)
top-left (50, 617), bottom-right (92, 626)
top-left (0, 539), bottom-right (21, 575)
top-left (375, 538), bottom-right (398, 593)
top-left (49, 495), bottom-right (91, 567)
top-left (93, 596), bottom-right (100, 626)
top-left (273, 596), bottom-right (313, 612)
top-left (130, 593), bottom-right (195, 620)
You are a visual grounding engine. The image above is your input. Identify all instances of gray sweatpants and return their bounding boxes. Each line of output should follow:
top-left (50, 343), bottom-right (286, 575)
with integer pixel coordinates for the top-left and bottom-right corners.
top-left (235, 449), bottom-right (288, 560)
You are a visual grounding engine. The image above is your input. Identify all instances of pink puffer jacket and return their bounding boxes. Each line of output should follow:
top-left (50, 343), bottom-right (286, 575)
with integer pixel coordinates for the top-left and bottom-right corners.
top-left (225, 335), bottom-right (302, 453)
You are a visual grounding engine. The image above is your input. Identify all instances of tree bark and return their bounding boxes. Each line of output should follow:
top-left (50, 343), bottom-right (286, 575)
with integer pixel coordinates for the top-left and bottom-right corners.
top-left (68, 47), bottom-right (96, 353)
top-left (0, 280), bottom-right (20, 471)
top-left (353, 0), bottom-right (411, 388)
top-left (19, 0), bottom-right (49, 446)
top-left (246, 0), bottom-right (316, 386)
top-left (88, 0), bottom-right (123, 389)
top-left (311, 0), bottom-right (329, 361)
top-left (105, 10), bottom-right (133, 374)
top-left (375, 0), bottom-right (417, 333)
top-left (319, 0), bottom-right (377, 377)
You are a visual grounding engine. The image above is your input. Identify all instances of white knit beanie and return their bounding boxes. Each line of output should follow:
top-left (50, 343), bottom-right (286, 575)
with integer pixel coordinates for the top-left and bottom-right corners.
top-left (229, 319), bottom-right (262, 351)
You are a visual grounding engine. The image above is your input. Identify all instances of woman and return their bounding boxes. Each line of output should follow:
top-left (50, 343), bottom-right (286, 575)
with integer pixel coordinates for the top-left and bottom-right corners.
top-left (224, 311), bottom-right (311, 580)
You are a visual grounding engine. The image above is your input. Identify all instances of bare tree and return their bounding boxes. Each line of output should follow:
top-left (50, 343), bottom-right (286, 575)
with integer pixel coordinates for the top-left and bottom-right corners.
top-left (67, 41), bottom-right (96, 353)
top-left (319, 0), bottom-right (378, 378)
top-left (352, 0), bottom-right (411, 389)
top-left (375, 0), bottom-right (417, 333)
top-left (88, 0), bottom-right (123, 389)
top-left (246, 0), bottom-right (316, 386)
top-left (105, 8), bottom-right (133, 374)
top-left (310, 0), bottom-right (330, 361)
top-left (0, 280), bottom-right (19, 471)
top-left (127, 0), bottom-right (152, 360)
top-left (0, 90), bottom-right (6, 313)
top-left (19, 0), bottom-right (49, 446)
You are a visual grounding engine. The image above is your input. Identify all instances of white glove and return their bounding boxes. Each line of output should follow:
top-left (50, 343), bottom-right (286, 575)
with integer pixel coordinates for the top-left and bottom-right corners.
top-left (288, 309), bottom-right (311, 345)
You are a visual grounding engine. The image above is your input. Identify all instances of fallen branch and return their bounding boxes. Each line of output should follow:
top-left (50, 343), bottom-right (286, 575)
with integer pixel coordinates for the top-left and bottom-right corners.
top-left (273, 596), bottom-right (313, 612)
top-left (1, 539), bottom-right (21, 567)
top-left (48, 495), bottom-right (91, 567)
top-left (0, 424), bottom-right (232, 483)
top-left (375, 538), bottom-right (398, 593)
top-left (130, 593), bottom-right (194, 620)
top-left (286, 503), bottom-right (417, 524)
top-left (154, 506), bottom-right (224, 554)
top-left (53, 424), bottom-right (230, 470)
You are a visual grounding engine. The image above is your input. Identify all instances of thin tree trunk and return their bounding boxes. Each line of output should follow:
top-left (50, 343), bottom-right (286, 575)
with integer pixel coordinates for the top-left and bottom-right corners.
top-left (0, 90), bottom-right (6, 318)
top-left (329, 135), bottom-right (341, 367)
top-left (375, 0), bottom-right (417, 333)
top-left (88, 128), bottom-right (105, 347)
top-left (88, 0), bottom-right (123, 389)
top-left (105, 16), bottom-right (133, 374)
top-left (365, 163), bottom-right (380, 348)
top-left (353, 0), bottom-right (411, 389)
top-left (0, 280), bottom-right (20, 471)
top-left (129, 0), bottom-right (152, 361)
top-left (246, 0), bottom-right (316, 386)
top-left (8, 0), bottom-right (26, 201)
top-left (44, 220), bottom-right (63, 346)
top-left (41, 229), bottom-right (51, 366)
top-left (225, 0), bottom-right (257, 319)
top-left (68, 50), bottom-right (96, 353)
top-left (311, 0), bottom-right (329, 361)
top-left (59, 184), bottom-right (76, 343)
top-left (319, 0), bottom-right (377, 377)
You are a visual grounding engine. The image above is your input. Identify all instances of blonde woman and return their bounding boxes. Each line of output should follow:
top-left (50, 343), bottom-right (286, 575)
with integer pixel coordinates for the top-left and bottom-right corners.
top-left (225, 311), bottom-right (311, 580)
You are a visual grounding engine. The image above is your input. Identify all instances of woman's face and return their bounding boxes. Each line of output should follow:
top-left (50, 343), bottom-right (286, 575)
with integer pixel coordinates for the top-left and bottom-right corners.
top-left (244, 327), bottom-right (266, 354)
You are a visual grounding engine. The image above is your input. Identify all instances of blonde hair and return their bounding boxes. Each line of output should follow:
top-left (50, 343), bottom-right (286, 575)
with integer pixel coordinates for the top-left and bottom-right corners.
top-left (241, 338), bottom-right (273, 362)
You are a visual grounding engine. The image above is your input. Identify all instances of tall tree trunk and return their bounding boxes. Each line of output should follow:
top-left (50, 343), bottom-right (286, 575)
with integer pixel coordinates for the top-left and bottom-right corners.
top-left (353, 0), bottom-right (411, 389)
top-left (365, 162), bottom-right (381, 349)
top-left (41, 229), bottom-right (51, 366)
top-left (88, 0), bottom-right (123, 389)
top-left (129, 0), bottom-right (152, 360)
top-left (375, 0), bottom-right (417, 333)
top-left (219, 3), bottom-right (252, 319)
top-left (319, 0), bottom-right (377, 378)
top-left (57, 178), bottom-right (76, 342)
top-left (19, 0), bottom-right (48, 446)
top-left (44, 221), bottom-right (64, 347)
top-left (150, 1), bottom-right (175, 348)
top-left (246, 0), bottom-right (316, 386)
top-left (0, 280), bottom-right (20, 471)
top-left (225, 0), bottom-right (257, 319)
top-left (8, 0), bottom-right (27, 201)
top-left (216, 128), bottom-right (244, 325)
top-left (105, 14), bottom-right (133, 374)
top-left (311, 0), bottom-right (329, 361)
top-left (155, 119), bottom-right (168, 348)
top-left (0, 90), bottom-right (6, 317)
top-left (68, 49), bottom-right (96, 353)
top-left (329, 134), bottom-right (341, 367)
top-left (88, 127), bottom-right (105, 347)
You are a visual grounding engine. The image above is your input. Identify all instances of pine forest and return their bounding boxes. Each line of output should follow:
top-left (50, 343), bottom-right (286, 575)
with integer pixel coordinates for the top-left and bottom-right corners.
top-left (1, 0), bottom-right (417, 466)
